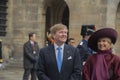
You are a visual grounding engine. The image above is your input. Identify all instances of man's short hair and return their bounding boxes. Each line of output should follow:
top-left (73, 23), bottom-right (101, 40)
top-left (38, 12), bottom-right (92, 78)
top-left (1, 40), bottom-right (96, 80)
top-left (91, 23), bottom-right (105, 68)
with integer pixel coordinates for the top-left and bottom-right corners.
top-left (68, 38), bottom-right (75, 42)
top-left (29, 32), bottom-right (35, 39)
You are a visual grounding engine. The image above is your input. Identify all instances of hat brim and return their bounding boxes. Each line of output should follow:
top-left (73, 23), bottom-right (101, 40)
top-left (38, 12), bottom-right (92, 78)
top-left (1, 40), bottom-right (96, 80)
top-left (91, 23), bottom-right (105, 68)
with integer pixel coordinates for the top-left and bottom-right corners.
top-left (88, 28), bottom-right (118, 52)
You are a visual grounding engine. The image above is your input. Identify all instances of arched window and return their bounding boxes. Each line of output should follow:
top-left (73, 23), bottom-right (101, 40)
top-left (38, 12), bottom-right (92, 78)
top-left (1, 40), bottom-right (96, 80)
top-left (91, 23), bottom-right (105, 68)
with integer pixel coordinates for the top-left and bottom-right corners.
top-left (0, 0), bottom-right (8, 36)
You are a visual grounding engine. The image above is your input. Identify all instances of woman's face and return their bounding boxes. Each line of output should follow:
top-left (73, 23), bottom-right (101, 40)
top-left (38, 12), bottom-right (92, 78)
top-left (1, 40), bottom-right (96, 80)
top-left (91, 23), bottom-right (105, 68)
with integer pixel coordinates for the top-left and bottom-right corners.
top-left (97, 37), bottom-right (112, 51)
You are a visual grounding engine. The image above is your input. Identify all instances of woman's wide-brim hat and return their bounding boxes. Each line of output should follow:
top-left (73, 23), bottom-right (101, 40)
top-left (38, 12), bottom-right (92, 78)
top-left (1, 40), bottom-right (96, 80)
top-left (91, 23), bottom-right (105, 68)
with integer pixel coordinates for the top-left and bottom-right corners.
top-left (88, 28), bottom-right (118, 51)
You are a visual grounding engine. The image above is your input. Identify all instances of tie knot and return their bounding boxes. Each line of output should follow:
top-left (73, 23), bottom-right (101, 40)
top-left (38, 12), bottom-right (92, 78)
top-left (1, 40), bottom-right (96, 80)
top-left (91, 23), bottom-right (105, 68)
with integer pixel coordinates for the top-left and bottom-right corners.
top-left (57, 47), bottom-right (62, 50)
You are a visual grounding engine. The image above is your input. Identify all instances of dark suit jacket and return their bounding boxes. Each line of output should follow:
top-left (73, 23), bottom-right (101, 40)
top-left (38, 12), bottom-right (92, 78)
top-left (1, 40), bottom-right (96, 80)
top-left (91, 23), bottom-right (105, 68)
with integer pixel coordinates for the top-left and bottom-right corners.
top-left (37, 44), bottom-right (82, 80)
top-left (77, 39), bottom-right (91, 62)
top-left (23, 41), bottom-right (39, 69)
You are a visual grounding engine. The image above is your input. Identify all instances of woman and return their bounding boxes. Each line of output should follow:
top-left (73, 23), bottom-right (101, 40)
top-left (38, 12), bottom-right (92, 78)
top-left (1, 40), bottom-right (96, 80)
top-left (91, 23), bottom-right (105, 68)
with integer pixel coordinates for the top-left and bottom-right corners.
top-left (82, 28), bottom-right (120, 80)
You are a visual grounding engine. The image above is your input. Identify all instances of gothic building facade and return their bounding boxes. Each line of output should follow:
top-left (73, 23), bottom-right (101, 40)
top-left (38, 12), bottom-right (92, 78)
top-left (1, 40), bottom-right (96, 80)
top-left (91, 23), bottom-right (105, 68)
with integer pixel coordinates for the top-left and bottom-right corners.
top-left (1, 0), bottom-right (120, 60)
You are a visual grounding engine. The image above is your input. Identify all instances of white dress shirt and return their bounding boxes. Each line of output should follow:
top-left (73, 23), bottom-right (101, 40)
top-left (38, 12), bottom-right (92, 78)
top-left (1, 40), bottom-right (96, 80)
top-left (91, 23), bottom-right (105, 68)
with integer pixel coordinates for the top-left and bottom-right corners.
top-left (54, 43), bottom-right (64, 62)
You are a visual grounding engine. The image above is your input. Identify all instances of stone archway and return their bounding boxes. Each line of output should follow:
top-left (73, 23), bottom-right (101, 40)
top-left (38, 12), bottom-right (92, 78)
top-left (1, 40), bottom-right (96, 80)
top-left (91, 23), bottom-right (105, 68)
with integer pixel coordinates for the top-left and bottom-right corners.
top-left (45, 0), bottom-right (69, 26)
top-left (106, 0), bottom-right (120, 28)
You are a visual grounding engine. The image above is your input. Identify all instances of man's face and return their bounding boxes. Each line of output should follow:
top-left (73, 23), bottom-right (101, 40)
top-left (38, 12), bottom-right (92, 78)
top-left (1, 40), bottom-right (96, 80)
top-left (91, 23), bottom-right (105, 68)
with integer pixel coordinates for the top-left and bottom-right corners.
top-left (69, 40), bottom-right (75, 47)
top-left (30, 34), bottom-right (36, 41)
top-left (53, 28), bottom-right (68, 45)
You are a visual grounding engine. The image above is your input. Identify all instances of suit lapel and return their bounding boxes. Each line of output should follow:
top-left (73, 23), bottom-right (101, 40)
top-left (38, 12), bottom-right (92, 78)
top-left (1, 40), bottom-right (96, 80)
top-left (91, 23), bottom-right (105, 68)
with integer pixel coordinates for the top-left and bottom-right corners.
top-left (49, 45), bottom-right (58, 71)
top-left (61, 44), bottom-right (70, 72)
top-left (27, 41), bottom-right (32, 49)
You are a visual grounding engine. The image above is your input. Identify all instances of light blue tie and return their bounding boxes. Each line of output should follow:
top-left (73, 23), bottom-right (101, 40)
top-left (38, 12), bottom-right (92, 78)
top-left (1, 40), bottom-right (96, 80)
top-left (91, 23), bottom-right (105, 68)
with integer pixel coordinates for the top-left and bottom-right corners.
top-left (57, 47), bottom-right (62, 72)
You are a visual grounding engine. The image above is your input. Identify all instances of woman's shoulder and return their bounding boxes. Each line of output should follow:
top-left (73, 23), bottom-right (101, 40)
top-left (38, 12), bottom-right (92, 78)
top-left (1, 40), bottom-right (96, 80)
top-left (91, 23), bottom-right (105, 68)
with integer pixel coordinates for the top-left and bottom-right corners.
top-left (105, 53), bottom-right (120, 63)
top-left (112, 53), bottom-right (120, 61)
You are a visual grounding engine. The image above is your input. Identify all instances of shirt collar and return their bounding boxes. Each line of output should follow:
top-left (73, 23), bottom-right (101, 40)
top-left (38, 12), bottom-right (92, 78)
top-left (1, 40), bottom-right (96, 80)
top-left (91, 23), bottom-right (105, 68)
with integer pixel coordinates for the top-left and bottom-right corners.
top-left (54, 43), bottom-right (64, 50)
top-left (30, 40), bottom-right (34, 44)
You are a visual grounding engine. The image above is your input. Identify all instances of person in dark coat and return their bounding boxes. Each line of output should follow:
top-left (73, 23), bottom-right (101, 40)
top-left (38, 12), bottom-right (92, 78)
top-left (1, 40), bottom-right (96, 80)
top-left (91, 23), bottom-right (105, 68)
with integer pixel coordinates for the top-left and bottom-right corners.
top-left (23, 32), bottom-right (40, 80)
top-left (77, 25), bottom-right (96, 65)
top-left (37, 23), bottom-right (82, 80)
top-left (82, 28), bottom-right (120, 80)
top-left (0, 40), bottom-right (3, 68)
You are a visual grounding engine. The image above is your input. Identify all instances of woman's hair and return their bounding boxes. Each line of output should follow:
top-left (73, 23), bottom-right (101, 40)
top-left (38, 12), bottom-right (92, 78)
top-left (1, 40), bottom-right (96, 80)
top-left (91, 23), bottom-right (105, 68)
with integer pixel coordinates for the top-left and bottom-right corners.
top-left (99, 37), bottom-right (111, 43)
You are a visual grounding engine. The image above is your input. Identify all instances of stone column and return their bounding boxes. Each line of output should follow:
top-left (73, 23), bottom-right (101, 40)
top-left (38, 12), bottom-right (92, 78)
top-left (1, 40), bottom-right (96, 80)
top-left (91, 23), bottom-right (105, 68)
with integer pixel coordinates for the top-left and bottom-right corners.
top-left (106, 0), bottom-right (119, 28)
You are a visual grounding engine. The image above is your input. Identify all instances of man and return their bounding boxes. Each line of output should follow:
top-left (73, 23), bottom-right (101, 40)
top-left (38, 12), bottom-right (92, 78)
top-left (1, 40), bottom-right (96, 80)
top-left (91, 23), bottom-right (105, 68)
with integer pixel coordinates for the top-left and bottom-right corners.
top-left (23, 32), bottom-right (39, 80)
top-left (77, 25), bottom-right (96, 64)
top-left (68, 38), bottom-right (76, 47)
top-left (37, 23), bottom-right (82, 80)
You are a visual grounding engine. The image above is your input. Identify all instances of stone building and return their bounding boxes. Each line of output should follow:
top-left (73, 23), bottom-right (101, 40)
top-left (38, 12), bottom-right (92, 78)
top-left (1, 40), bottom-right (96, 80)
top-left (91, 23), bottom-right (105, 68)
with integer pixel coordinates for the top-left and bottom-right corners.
top-left (0, 0), bottom-right (120, 61)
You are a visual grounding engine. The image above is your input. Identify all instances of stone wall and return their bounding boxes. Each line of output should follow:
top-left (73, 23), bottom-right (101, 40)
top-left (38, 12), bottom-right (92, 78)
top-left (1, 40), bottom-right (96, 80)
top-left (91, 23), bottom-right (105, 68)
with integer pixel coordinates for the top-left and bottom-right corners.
top-left (3, 0), bottom-right (46, 60)
top-left (67, 0), bottom-right (107, 45)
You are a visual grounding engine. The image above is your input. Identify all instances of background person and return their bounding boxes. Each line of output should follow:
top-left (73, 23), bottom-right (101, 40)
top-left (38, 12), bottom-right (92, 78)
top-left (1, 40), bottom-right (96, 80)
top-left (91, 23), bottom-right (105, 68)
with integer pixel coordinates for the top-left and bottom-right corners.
top-left (77, 25), bottom-right (96, 65)
top-left (68, 38), bottom-right (76, 47)
top-left (82, 28), bottom-right (120, 80)
top-left (46, 31), bottom-right (55, 45)
top-left (23, 32), bottom-right (40, 80)
top-left (0, 40), bottom-right (3, 69)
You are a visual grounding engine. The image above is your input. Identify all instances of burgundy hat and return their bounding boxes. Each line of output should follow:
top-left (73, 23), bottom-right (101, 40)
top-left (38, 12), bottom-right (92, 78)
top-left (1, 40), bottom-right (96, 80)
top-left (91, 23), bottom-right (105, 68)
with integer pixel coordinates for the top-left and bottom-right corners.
top-left (88, 28), bottom-right (118, 51)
